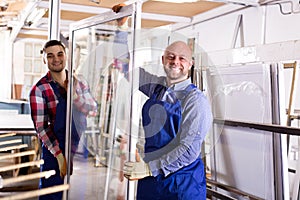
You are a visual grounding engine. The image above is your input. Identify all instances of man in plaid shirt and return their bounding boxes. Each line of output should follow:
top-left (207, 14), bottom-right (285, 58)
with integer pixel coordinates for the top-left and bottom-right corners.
top-left (29, 40), bottom-right (97, 199)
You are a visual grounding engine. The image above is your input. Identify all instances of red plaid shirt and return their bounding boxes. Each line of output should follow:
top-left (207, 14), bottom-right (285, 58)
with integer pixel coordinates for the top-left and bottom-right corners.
top-left (30, 71), bottom-right (97, 157)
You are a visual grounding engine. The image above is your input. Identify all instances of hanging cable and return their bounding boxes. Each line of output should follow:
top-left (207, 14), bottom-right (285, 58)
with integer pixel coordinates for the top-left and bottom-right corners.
top-left (266, 0), bottom-right (300, 15)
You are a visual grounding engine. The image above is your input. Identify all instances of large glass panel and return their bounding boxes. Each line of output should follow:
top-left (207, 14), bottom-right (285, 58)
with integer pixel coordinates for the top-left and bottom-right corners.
top-left (67, 5), bottom-right (136, 200)
top-left (67, 3), bottom-right (208, 200)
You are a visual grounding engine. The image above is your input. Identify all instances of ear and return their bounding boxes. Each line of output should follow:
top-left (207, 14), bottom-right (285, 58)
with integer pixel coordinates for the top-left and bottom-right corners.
top-left (161, 55), bottom-right (165, 64)
top-left (188, 60), bottom-right (194, 70)
top-left (43, 56), bottom-right (46, 64)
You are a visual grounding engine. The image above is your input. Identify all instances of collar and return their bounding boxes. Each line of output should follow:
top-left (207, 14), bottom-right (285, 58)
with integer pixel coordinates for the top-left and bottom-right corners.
top-left (168, 78), bottom-right (192, 91)
top-left (45, 69), bottom-right (68, 83)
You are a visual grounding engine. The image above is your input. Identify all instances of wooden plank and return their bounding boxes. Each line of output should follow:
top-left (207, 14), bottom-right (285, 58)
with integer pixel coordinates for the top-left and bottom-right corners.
top-left (0, 131), bottom-right (35, 135)
top-left (0, 184), bottom-right (69, 200)
top-left (1, 170), bottom-right (55, 188)
top-left (0, 144), bottom-right (27, 152)
top-left (0, 133), bottom-right (16, 138)
top-left (0, 150), bottom-right (35, 160)
top-left (0, 139), bottom-right (22, 146)
top-left (0, 159), bottom-right (43, 172)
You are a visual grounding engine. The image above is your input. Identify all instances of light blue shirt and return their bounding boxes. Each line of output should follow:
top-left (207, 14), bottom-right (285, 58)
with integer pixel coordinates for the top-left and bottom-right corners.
top-left (139, 68), bottom-right (213, 177)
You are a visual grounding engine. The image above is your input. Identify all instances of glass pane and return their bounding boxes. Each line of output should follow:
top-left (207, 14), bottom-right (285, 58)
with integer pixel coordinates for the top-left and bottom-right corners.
top-left (42, 65), bottom-right (48, 73)
top-left (24, 75), bottom-right (32, 86)
top-left (33, 76), bottom-right (41, 85)
top-left (24, 43), bottom-right (32, 57)
top-left (33, 59), bottom-right (42, 73)
top-left (67, 5), bottom-right (198, 199)
top-left (68, 5), bottom-right (135, 200)
top-left (34, 43), bottom-right (43, 57)
top-left (24, 59), bottom-right (32, 72)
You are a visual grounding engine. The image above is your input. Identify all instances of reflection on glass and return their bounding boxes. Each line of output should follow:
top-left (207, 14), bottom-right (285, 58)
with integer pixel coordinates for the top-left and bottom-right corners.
top-left (24, 75), bottom-right (32, 86)
top-left (33, 60), bottom-right (42, 73)
top-left (34, 43), bottom-right (42, 57)
top-left (24, 59), bottom-right (32, 72)
top-left (24, 43), bottom-right (32, 57)
top-left (33, 76), bottom-right (41, 85)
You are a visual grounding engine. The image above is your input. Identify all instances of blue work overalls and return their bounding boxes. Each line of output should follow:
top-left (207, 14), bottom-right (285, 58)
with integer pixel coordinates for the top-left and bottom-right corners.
top-left (137, 84), bottom-right (206, 200)
top-left (39, 82), bottom-right (83, 200)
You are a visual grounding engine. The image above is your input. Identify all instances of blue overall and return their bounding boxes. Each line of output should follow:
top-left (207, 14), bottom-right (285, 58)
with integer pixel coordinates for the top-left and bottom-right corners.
top-left (137, 84), bottom-right (206, 200)
top-left (39, 82), bottom-right (84, 200)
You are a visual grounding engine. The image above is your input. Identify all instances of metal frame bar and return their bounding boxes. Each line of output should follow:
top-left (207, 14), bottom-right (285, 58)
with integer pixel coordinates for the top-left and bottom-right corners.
top-left (48, 0), bottom-right (61, 40)
top-left (207, 188), bottom-right (238, 200)
top-left (214, 118), bottom-right (300, 136)
top-left (231, 14), bottom-right (244, 48)
top-left (207, 179), bottom-right (264, 200)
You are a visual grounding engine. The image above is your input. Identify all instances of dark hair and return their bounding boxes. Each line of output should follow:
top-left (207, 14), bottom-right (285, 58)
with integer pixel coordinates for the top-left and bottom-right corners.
top-left (41, 40), bottom-right (65, 54)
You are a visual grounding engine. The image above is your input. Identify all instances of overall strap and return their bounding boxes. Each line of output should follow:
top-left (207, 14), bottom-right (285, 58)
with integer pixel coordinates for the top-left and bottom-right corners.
top-left (49, 70), bottom-right (68, 100)
top-left (185, 84), bottom-right (197, 92)
top-left (50, 81), bottom-right (61, 99)
top-left (49, 81), bottom-right (63, 100)
top-left (153, 84), bottom-right (167, 100)
top-left (179, 84), bottom-right (197, 100)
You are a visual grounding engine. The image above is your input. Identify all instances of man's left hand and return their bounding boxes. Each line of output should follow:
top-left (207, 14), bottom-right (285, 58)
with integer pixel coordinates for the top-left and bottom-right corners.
top-left (123, 159), bottom-right (152, 180)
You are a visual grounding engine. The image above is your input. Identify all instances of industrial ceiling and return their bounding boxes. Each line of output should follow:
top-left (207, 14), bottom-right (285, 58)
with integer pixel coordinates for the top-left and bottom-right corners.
top-left (0, 0), bottom-right (265, 40)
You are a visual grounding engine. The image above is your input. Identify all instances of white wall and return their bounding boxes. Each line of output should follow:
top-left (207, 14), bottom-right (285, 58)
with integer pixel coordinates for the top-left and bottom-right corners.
top-left (176, 3), bottom-right (300, 110)
top-left (266, 5), bottom-right (300, 43)
top-left (0, 31), bottom-right (12, 99)
top-left (13, 41), bottom-right (25, 85)
top-left (177, 4), bottom-right (300, 51)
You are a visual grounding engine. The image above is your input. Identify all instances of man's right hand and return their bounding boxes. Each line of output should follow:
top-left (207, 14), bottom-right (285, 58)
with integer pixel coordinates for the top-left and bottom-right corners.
top-left (56, 153), bottom-right (67, 178)
top-left (112, 3), bottom-right (128, 28)
top-left (112, 3), bottom-right (126, 13)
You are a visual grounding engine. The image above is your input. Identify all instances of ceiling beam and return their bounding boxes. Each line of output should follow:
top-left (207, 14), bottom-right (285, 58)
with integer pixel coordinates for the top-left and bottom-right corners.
top-left (142, 12), bottom-right (191, 23)
top-left (9, 1), bottom-right (40, 42)
top-left (38, 0), bottom-right (191, 23)
top-left (171, 4), bottom-right (245, 31)
top-left (38, 1), bottom-right (109, 14)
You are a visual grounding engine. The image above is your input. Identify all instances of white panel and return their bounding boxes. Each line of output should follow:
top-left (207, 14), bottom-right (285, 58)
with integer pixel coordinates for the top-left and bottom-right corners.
top-left (12, 41), bottom-right (25, 85)
top-left (176, 4), bottom-right (300, 52)
top-left (266, 4), bottom-right (300, 44)
top-left (207, 63), bottom-right (275, 199)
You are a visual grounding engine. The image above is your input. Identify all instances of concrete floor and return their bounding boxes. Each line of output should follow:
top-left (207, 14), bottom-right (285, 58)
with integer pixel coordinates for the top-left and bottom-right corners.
top-left (69, 154), bottom-right (127, 200)
top-left (69, 155), bottom-right (108, 200)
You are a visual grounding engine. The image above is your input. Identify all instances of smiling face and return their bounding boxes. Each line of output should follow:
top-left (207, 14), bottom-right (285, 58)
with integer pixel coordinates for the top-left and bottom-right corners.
top-left (43, 45), bottom-right (66, 73)
top-left (162, 41), bottom-right (193, 86)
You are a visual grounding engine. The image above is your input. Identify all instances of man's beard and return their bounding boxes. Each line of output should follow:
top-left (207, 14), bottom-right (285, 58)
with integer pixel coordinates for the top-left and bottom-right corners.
top-left (50, 66), bottom-right (65, 73)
